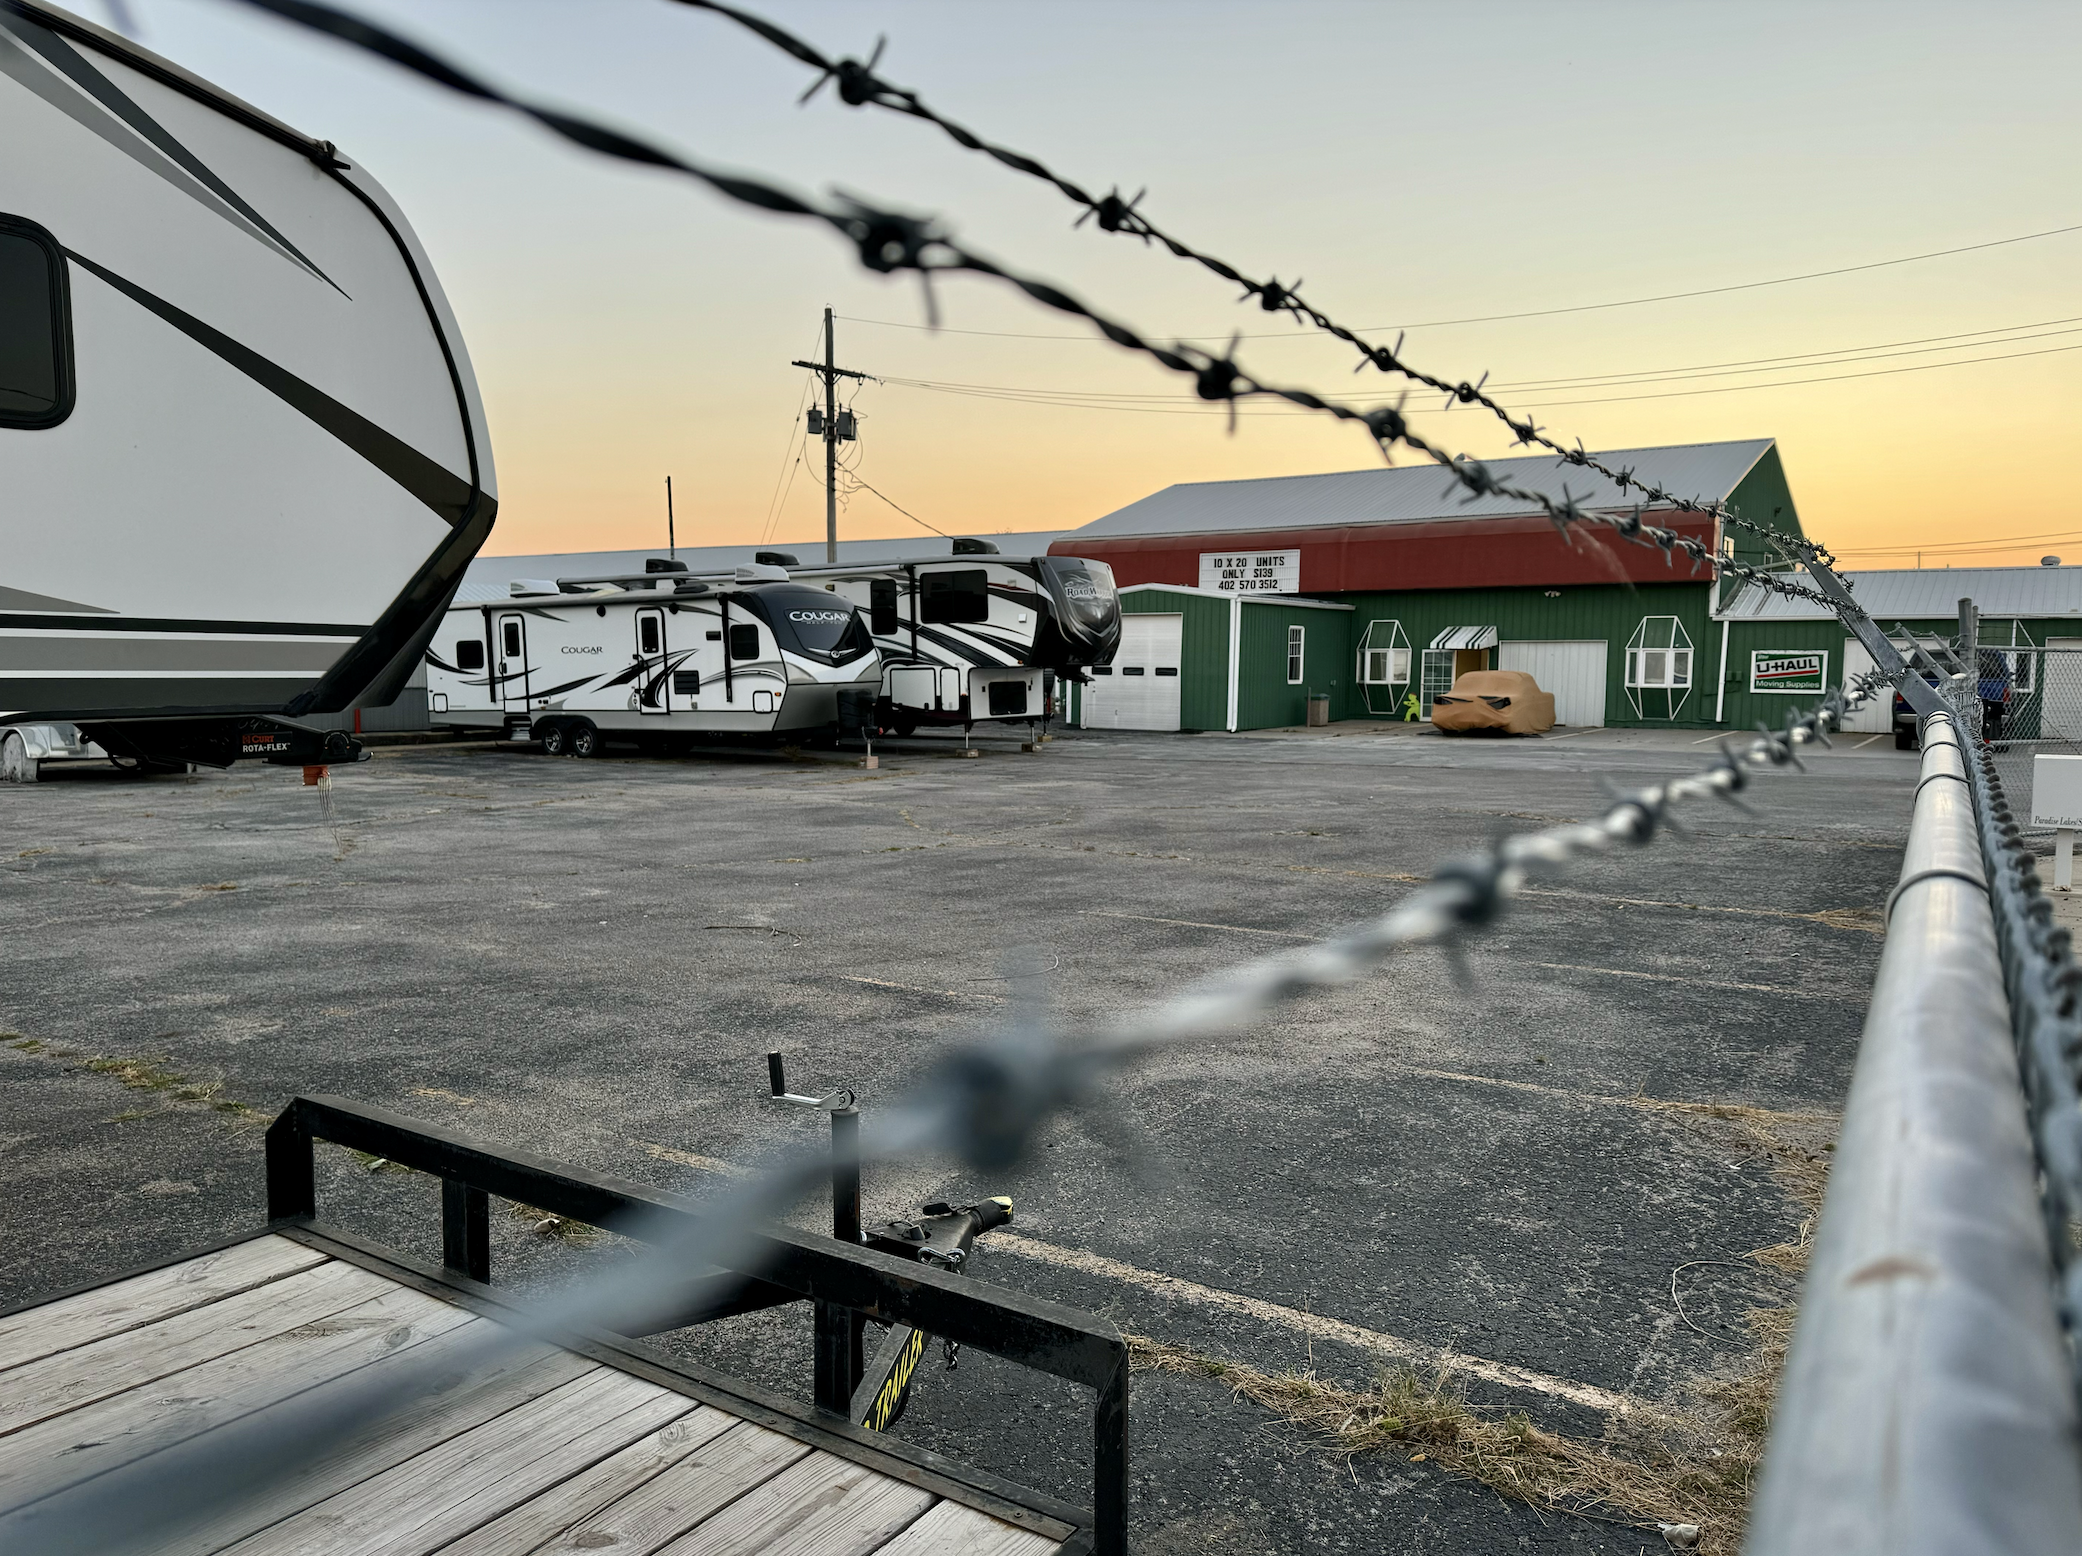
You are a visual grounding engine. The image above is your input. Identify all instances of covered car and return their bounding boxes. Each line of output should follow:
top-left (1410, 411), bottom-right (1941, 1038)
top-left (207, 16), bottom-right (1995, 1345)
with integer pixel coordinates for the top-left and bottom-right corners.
top-left (1431, 670), bottom-right (1555, 735)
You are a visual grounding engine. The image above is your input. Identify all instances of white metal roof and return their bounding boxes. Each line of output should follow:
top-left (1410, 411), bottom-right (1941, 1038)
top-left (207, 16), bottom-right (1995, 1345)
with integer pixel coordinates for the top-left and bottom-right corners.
top-left (1065, 440), bottom-right (1775, 541)
top-left (455, 531), bottom-right (1068, 604)
top-left (1722, 566), bottom-right (2082, 621)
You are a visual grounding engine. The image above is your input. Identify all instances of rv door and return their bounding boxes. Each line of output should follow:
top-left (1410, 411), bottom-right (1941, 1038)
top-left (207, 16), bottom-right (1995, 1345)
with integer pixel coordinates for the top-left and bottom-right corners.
top-left (635, 607), bottom-right (668, 714)
top-left (496, 613), bottom-right (530, 711)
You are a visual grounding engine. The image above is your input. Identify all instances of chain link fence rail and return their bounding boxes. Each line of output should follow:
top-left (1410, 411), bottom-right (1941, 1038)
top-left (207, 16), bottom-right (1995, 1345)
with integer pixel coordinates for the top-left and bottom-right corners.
top-left (1750, 711), bottom-right (2082, 1555)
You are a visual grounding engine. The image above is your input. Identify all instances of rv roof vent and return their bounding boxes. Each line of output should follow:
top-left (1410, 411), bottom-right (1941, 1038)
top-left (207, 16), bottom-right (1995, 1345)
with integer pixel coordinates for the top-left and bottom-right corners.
top-left (646, 558), bottom-right (688, 573)
top-left (735, 563), bottom-right (790, 583)
top-left (755, 551), bottom-right (800, 567)
top-left (509, 579), bottom-right (559, 597)
top-left (673, 579), bottom-right (711, 594)
top-left (952, 537), bottom-right (999, 555)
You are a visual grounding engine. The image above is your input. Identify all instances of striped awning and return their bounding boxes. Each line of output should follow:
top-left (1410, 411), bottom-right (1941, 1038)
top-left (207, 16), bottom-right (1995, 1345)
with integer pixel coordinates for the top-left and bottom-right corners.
top-left (1430, 625), bottom-right (1499, 650)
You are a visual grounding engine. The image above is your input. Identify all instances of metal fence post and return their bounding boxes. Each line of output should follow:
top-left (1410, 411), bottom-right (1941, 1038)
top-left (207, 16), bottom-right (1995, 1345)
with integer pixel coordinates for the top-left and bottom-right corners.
top-left (1748, 714), bottom-right (2082, 1555)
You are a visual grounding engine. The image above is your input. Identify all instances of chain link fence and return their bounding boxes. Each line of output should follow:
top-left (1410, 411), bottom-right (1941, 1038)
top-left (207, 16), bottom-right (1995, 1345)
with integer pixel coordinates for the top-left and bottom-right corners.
top-left (1980, 649), bottom-right (2082, 832)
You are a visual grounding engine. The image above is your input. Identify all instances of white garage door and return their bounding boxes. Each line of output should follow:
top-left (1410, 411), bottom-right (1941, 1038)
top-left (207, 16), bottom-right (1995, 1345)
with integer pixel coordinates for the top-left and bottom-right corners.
top-left (1840, 639), bottom-right (1893, 733)
top-left (1498, 640), bottom-right (1608, 727)
top-left (1084, 614), bottom-right (1183, 731)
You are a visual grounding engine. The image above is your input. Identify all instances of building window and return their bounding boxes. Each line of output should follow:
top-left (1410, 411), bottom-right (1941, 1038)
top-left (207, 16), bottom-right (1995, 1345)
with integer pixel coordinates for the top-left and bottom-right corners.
top-left (0, 215), bottom-right (73, 430)
top-left (1420, 649), bottom-right (1456, 715)
top-left (1357, 620), bottom-right (1412, 716)
top-left (1286, 625), bottom-right (1305, 684)
top-left (1625, 617), bottom-right (1694, 719)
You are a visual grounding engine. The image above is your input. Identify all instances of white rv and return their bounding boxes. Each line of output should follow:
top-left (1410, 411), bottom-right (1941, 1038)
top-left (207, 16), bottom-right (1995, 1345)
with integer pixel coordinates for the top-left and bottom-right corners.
top-left (0, 0), bottom-right (495, 771)
top-left (425, 565), bottom-right (881, 753)
top-left (679, 541), bottom-right (1122, 737)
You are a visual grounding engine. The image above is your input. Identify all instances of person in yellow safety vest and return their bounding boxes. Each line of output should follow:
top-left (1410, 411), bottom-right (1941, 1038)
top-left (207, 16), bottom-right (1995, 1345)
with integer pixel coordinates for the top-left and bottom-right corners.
top-left (1401, 690), bottom-right (1421, 721)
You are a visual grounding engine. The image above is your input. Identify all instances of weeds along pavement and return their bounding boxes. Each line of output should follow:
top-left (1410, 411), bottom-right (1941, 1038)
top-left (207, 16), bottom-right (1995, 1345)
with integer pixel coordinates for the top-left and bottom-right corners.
top-left (0, 726), bottom-right (1908, 1553)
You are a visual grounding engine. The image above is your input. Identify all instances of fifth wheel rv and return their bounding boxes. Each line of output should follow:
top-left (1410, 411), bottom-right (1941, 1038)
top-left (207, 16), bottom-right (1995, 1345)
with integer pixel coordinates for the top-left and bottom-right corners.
top-left (425, 564), bottom-right (880, 753)
top-left (0, 0), bottom-right (496, 771)
top-left (678, 540), bottom-right (1122, 737)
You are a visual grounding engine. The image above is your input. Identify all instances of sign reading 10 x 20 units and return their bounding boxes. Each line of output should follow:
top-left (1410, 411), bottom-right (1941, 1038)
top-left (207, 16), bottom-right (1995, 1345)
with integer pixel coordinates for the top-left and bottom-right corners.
top-left (1199, 551), bottom-right (1298, 594)
top-left (1750, 650), bottom-right (1828, 694)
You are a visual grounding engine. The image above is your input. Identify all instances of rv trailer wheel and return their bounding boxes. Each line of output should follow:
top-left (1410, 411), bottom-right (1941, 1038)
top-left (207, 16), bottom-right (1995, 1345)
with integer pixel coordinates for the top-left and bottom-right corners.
top-left (1, 730), bottom-right (33, 784)
top-left (568, 721), bottom-right (602, 759)
top-left (891, 714), bottom-right (918, 738)
top-left (537, 721), bottom-right (569, 757)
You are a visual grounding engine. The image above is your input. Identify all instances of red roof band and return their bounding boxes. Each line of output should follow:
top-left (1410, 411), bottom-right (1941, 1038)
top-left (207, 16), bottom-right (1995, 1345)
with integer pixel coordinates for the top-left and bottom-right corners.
top-left (1050, 512), bottom-right (1723, 593)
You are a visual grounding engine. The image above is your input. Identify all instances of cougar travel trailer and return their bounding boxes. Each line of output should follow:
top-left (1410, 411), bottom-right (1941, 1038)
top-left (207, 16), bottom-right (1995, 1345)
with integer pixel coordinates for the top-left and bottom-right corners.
top-left (675, 542), bottom-right (1121, 737)
top-left (0, 1), bottom-right (495, 769)
top-left (425, 565), bottom-right (881, 751)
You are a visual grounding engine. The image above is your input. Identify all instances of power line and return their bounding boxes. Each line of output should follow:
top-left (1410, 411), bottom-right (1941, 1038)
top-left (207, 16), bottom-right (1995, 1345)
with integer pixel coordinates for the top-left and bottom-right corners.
top-left (835, 223), bottom-right (2082, 343)
top-left (850, 474), bottom-right (948, 537)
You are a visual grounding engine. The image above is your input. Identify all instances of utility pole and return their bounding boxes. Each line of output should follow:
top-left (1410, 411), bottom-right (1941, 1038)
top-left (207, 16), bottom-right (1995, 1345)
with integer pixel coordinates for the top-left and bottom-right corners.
top-left (665, 475), bottom-right (675, 560)
top-left (792, 307), bottom-right (868, 564)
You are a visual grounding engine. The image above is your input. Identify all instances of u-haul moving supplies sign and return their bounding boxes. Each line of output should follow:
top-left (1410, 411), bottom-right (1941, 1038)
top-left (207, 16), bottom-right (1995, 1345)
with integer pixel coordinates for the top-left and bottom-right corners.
top-left (1751, 650), bottom-right (1827, 694)
top-left (1200, 551), bottom-right (1298, 594)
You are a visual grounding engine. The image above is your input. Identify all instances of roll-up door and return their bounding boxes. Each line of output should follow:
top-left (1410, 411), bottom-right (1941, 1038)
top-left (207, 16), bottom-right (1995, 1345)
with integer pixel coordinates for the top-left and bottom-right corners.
top-left (1498, 640), bottom-right (1608, 727)
top-left (1083, 614), bottom-right (1183, 731)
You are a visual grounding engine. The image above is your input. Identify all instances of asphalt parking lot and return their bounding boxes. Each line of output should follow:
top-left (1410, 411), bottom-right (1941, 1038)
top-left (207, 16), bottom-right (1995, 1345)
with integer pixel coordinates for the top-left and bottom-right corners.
top-left (0, 722), bottom-right (1916, 1553)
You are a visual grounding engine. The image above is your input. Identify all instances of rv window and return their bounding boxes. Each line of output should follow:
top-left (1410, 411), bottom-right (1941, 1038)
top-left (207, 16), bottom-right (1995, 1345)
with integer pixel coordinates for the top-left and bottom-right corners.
top-left (455, 639), bottom-right (485, 671)
top-left (728, 624), bottom-right (760, 660)
top-left (870, 577), bottom-right (900, 635)
top-left (0, 217), bottom-right (72, 430)
top-left (638, 616), bottom-right (661, 655)
top-left (501, 621), bottom-right (522, 657)
top-left (920, 569), bottom-right (989, 624)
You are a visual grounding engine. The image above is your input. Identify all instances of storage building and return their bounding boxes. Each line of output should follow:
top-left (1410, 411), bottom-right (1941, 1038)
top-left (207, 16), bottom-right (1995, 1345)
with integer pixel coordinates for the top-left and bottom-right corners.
top-left (1056, 439), bottom-right (1825, 732)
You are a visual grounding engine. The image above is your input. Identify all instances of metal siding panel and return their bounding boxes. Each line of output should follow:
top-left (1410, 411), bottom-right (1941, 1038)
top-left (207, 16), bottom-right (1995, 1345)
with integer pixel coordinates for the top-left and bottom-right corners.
top-left (1331, 583), bottom-right (1713, 725)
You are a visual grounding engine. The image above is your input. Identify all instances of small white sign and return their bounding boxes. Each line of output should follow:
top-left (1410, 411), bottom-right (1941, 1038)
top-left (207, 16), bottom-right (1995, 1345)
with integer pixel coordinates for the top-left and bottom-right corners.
top-left (1200, 550), bottom-right (1298, 594)
top-left (2033, 753), bottom-right (2082, 829)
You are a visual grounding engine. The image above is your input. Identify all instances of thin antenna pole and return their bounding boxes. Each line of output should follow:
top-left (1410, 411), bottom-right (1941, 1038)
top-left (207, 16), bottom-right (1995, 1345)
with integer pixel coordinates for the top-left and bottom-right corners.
top-left (666, 475), bottom-right (676, 559)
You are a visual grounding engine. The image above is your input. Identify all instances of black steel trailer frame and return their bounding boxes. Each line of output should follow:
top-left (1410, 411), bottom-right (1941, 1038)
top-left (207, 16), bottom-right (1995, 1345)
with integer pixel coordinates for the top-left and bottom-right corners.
top-left (262, 1095), bottom-right (1128, 1555)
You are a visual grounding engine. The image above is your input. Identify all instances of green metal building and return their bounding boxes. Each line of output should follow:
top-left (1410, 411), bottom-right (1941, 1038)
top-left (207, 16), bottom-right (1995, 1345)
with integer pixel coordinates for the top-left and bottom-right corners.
top-left (1055, 438), bottom-right (1867, 733)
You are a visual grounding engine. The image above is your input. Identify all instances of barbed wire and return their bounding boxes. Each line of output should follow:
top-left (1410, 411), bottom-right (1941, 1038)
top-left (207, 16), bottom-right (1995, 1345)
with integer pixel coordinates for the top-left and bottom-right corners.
top-left (224, 0), bottom-right (1846, 612)
top-left (1958, 718), bottom-right (2082, 1392)
top-left (667, 0), bottom-right (1840, 572)
top-left (11, 665), bottom-right (1893, 1555)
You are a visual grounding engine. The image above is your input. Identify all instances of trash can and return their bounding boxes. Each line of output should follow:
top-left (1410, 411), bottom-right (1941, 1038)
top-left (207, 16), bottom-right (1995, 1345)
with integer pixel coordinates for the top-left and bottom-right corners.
top-left (1307, 694), bottom-right (1330, 728)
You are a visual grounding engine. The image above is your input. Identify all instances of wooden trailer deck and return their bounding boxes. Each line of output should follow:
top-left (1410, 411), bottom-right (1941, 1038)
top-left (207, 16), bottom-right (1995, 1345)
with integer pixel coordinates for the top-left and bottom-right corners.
top-left (0, 1233), bottom-right (1063, 1555)
top-left (0, 1098), bottom-right (1128, 1556)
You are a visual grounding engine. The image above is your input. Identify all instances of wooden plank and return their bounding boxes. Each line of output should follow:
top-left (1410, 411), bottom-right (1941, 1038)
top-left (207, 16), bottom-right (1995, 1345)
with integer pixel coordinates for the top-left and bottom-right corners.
top-left (871, 1500), bottom-right (1063, 1556)
top-left (510, 1420), bottom-right (814, 1556)
top-left (437, 1409), bottom-right (776, 1556)
top-left (0, 1281), bottom-right (471, 1509)
top-left (158, 1329), bottom-right (596, 1556)
top-left (220, 1367), bottom-right (692, 1556)
top-left (654, 1453), bottom-right (935, 1556)
top-left (0, 1261), bottom-right (392, 1437)
top-left (0, 1238), bottom-right (326, 1375)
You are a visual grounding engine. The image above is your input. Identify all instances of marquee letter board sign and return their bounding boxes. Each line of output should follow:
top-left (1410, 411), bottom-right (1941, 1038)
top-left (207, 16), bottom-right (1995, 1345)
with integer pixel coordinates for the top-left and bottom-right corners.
top-left (1750, 650), bottom-right (1828, 694)
top-left (1200, 551), bottom-right (1299, 594)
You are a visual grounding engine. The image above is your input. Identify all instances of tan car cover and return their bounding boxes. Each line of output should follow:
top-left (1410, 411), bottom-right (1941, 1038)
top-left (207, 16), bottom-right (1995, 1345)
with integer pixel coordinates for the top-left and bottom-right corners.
top-left (1431, 669), bottom-right (1556, 734)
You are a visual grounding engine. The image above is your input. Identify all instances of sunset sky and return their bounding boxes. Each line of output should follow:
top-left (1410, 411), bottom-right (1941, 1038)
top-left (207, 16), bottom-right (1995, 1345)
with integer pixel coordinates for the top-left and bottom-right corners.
top-left (126, 0), bottom-right (2082, 565)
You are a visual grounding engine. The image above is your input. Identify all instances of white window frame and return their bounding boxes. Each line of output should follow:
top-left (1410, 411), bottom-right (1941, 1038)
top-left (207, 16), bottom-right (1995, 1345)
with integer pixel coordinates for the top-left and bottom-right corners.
top-left (1356, 620), bottom-right (1411, 715)
top-left (1624, 616), bottom-right (1694, 719)
top-left (1420, 648), bottom-right (1456, 715)
top-left (1285, 625), bottom-right (1305, 685)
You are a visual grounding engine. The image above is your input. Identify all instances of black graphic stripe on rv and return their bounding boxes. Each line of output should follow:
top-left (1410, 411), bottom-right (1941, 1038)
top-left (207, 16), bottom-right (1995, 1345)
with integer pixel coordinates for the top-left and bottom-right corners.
top-left (0, 10), bottom-right (343, 292)
top-left (909, 625), bottom-right (1019, 667)
top-left (64, 252), bottom-right (481, 527)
